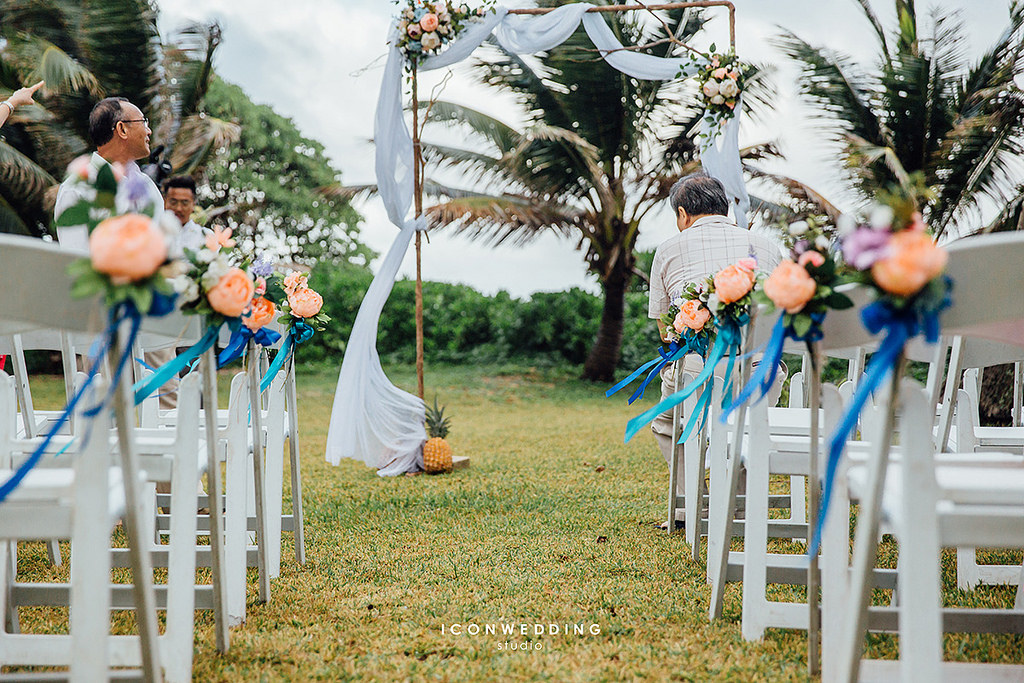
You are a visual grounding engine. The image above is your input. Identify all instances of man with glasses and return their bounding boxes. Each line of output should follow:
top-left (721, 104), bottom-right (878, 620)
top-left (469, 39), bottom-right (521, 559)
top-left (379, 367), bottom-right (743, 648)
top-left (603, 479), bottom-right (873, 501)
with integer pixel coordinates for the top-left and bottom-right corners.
top-left (163, 175), bottom-right (210, 253)
top-left (55, 96), bottom-right (177, 408)
top-left (54, 96), bottom-right (164, 249)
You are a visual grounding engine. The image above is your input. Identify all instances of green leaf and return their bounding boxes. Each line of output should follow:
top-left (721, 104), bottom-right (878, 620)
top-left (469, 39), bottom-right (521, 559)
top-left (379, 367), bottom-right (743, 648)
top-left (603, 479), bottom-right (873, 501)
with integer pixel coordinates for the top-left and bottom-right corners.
top-left (825, 292), bottom-right (855, 310)
top-left (95, 164), bottom-right (118, 194)
top-left (66, 258), bottom-right (94, 277)
top-left (70, 272), bottom-right (105, 299)
top-left (792, 313), bottom-right (813, 339)
top-left (55, 202), bottom-right (92, 228)
top-left (132, 286), bottom-right (153, 315)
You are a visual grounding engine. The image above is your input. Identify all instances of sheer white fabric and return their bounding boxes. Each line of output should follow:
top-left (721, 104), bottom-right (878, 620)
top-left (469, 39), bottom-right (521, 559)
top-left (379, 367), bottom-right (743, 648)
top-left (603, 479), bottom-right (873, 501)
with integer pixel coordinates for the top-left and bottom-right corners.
top-left (327, 3), bottom-right (750, 475)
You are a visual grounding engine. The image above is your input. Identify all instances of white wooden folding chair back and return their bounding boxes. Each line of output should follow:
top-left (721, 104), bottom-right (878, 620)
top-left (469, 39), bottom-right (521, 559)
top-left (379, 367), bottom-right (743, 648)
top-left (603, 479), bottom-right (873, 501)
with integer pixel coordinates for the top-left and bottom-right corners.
top-left (833, 231), bottom-right (1024, 683)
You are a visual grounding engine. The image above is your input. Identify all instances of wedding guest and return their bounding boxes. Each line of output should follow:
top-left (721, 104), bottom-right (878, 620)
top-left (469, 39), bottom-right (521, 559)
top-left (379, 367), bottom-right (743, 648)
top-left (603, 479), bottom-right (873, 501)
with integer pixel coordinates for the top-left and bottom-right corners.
top-left (0, 80), bottom-right (44, 129)
top-left (647, 172), bottom-right (783, 529)
top-left (163, 175), bottom-right (210, 253)
top-left (54, 96), bottom-right (177, 408)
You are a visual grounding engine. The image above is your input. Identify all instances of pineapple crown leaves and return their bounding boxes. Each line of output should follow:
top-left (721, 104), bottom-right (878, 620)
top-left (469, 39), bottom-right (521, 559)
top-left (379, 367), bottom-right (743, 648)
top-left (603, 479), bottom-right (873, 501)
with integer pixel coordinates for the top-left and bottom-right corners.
top-left (425, 395), bottom-right (451, 439)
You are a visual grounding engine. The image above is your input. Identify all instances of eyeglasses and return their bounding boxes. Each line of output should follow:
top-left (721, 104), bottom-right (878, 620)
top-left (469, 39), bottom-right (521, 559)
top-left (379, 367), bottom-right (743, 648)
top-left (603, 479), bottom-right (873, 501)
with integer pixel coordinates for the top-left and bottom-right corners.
top-left (116, 117), bottom-right (149, 128)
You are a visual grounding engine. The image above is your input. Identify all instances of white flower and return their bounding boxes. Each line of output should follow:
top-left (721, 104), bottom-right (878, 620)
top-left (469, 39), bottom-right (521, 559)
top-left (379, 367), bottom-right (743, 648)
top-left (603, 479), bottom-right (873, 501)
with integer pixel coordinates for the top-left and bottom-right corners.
top-left (815, 235), bottom-right (831, 251)
top-left (201, 256), bottom-right (231, 290)
top-left (171, 275), bottom-right (199, 304)
top-left (869, 204), bottom-right (894, 230)
top-left (788, 220), bottom-right (809, 237)
top-left (710, 94), bottom-right (725, 105)
top-left (719, 79), bottom-right (739, 98)
top-left (421, 31), bottom-right (441, 51)
top-left (836, 213), bottom-right (857, 236)
top-left (671, 296), bottom-right (684, 307)
top-left (707, 292), bottom-right (721, 315)
top-left (196, 247), bottom-right (217, 264)
top-left (159, 261), bottom-right (189, 280)
top-left (702, 79), bottom-right (720, 97)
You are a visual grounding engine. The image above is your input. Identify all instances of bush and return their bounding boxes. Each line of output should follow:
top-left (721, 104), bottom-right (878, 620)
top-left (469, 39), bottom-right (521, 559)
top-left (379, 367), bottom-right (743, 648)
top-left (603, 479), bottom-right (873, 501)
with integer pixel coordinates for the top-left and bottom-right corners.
top-left (303, 262), bottom-right (663, 371)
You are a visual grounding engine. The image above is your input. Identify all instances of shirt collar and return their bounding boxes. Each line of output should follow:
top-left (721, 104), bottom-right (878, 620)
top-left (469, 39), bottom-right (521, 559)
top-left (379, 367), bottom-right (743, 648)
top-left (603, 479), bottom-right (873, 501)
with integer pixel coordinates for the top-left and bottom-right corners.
top-left (688, 214), bottom-right (737, 230)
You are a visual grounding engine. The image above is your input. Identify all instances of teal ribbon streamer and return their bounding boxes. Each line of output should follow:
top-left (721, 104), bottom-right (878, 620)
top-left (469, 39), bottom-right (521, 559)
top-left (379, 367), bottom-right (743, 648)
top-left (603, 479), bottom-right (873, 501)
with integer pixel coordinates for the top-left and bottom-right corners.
top-left (677, 377), bottom-right (714, 444)
top-left (132, 324), bottom-right (220, 405)
top-left (258, 322), bottom-right (314, 393)
top-left (606, 331), bottom-right (709, 405)
top-left (624, 319), bottom-right (744, 444)
top-left (810, 280), bottom-right (952, 555)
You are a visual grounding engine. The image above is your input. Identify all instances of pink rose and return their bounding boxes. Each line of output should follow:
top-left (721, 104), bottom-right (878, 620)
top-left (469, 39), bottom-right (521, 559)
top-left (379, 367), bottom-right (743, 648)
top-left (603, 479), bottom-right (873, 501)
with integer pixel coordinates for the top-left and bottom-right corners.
top-left (90, 214), bottom-right (168, 284)
top-left (909, 211), bottom-right (927, 232)
top-left (288, 287), bottom-right (323, 318)
top-left (254, 276), bottom-right (267, 296)
top-left (674, 300), bottom-right (711, 332)
top-left (408, 23), bottom-right (422, 39)
top-left (798, 250), bottom-right (825, 268)
top-left (711, 56), bottom-right (720, 67)
top-left (737, 257), bottom-right (758, 272)
top-left (728, 70), bottom-right (740, 80)
top-left (243, 296), bottom-right (276, 331)
top-left (67, 155), bottom-right (91, 181)
top-left (207, 267), bottom-right (255, 318)
top-left (713, 264), bottom-right (756, 304)
top-left (713, 67), bottom-right (728, 79)
top-left (420, 13), bottom-right (439, 31)
top-left (871, 231), bottom-right (947, 297)
top-left (763, 261), bottom-right (817, 314)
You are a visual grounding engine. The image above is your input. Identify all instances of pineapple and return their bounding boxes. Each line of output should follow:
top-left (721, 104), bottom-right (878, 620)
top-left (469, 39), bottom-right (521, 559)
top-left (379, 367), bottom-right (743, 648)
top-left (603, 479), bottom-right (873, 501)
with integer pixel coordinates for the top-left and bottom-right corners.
top-left (423, 397), bottom-right (453, 474)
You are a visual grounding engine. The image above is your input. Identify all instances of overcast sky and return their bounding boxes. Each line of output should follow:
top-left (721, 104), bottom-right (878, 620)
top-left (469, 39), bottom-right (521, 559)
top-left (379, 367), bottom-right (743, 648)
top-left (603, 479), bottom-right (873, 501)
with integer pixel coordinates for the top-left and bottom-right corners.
top-left (157, 0), bottom-right (1009, 297)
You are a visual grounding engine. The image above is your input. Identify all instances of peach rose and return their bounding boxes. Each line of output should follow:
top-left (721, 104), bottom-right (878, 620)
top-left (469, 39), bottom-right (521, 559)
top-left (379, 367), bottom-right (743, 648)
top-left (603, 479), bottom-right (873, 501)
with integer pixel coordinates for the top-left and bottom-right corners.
top-left (207, 267), bottom-right (255, 318)
top-left (283, 271), bottom-right (306, 294)
top-left (288, 287), bottom-right (323, 318)
top-left (90, 213), bottom-right (168, 284)
top-left (420, 13), bottom-right (439, 31)
top-left (909, 211), bottom-right (927, 232)
top-left (737, 257), bottom-right (758, 272)
top-left (674, 299), bottom-right (711, 332)
top-left (871, 231), bottom-right (948, 297)
top-left (205, 225), bottom-right (235, 252)
top-left (713, 67), bottom-right (728, 79)
top-left (713, 264), bottom-right (756, 304)
top-left (764, 261), bottom-right (817, 314)
top-left (243, 296), bottom-right (276, 331)
top-left (798, 250), bottom-right (825, 268)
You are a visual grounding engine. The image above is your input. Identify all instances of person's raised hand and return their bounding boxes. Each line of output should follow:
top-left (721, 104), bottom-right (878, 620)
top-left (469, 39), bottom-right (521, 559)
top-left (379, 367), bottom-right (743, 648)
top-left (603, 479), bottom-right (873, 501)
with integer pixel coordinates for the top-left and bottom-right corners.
top-left (8, 80), bottom-right (45, 108)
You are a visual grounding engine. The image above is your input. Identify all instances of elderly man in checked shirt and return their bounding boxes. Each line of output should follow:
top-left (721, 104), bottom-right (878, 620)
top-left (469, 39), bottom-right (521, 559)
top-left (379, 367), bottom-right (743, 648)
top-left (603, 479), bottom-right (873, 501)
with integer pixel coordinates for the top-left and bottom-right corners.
top-left (647, 173), bottom-right (784, 529)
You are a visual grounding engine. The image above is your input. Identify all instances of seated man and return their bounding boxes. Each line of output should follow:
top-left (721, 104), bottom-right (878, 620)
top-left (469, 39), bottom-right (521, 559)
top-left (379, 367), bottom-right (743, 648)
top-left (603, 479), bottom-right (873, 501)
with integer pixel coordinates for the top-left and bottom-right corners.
top-left (648, 173), bottom-right (783, 529)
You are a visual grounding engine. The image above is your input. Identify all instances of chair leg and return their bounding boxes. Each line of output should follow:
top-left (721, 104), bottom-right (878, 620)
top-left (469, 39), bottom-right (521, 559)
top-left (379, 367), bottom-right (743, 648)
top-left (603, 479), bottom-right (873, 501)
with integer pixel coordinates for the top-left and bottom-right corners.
top-left (955, 547), bottom-right (980, 590)
top-left (789, 475), bottom-right (806, 542)
top-left (286, 359), bottom-right (306, 565)
top-left (45, 540), bottom-right (62, 567)
top-left (201, 350), bottom-right (230, 652)
top-left (741, 443), bottom-right (769, 641)
top-left (0, 541), bottom-right (17, 635)
top-left (163, 425), bottom-right (200, 682)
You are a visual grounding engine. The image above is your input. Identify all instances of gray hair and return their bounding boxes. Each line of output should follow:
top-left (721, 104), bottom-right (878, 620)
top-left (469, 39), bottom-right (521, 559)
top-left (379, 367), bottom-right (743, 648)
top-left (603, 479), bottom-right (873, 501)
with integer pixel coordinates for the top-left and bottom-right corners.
top-left (669, 172), bottom-right (729, 217)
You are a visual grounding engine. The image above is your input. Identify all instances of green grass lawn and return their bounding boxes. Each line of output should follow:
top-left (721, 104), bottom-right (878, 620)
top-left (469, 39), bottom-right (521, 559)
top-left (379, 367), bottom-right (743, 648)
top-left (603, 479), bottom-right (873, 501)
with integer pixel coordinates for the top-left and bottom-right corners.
top-left (11, 362), bottom-right (1024, 680)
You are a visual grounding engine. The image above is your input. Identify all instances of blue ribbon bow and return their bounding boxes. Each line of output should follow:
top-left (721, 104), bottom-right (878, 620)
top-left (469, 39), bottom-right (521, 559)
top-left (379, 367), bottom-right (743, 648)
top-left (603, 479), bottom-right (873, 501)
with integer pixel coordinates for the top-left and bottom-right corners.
top-left (623, 316), bottom-right (746, 445)
top-left (810, 281), bottom-right (952, 554)
top-left (217, 325), bottom-right (283, 367)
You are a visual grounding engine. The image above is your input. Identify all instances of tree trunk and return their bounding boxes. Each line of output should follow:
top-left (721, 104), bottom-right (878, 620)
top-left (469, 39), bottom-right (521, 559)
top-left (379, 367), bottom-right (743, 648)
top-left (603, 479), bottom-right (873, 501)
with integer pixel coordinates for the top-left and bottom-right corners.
top-left (583, 256), bottom-right (631, 383)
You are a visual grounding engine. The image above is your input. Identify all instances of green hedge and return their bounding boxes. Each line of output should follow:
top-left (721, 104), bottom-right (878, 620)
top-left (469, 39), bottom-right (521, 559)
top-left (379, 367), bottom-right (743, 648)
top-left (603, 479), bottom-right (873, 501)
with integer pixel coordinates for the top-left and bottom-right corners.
top-left (304, 262), bottom-right (660, 370)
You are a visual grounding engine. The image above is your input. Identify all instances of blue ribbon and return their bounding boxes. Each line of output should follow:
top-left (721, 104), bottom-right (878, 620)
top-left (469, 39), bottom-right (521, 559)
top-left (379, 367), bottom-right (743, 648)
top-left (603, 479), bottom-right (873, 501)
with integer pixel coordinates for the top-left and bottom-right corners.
top-left (607, 332), bottom-right (709, 405)
top-left (722, 312), bottom-right (824, 422)
top-left (0, 302), bottom-right (142, 504)
top-left (259, 322), bottom-right (313, 393)
top-left (624, 318), bottom-right (745, 444)
top-left (132, 324), bottom-right (221, 405)
top-left (217, 326), bottom-right (282, 367)
top-left (810, 285), bottom-right (951, 554)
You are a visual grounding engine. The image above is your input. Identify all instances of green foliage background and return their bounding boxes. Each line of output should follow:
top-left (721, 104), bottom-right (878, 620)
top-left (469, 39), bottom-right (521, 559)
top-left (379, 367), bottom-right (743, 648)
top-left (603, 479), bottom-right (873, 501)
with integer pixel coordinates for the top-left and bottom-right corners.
top-left (305, 262), bottom-right (655, 372)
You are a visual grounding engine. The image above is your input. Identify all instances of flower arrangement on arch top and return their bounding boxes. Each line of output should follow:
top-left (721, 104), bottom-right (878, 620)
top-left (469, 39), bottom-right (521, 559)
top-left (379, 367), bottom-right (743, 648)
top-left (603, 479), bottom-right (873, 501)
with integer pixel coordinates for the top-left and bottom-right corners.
top-left (393, 0), bottom-right (495, 67)
top-left (681, 48), bottom-right (754, 131)
top-left (755, 216), bottom-right (854, 339)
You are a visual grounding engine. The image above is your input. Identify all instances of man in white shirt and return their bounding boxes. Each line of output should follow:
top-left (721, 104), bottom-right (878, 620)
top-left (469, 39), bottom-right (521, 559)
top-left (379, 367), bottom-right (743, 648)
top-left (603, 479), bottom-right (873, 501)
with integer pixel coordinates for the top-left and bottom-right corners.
top-left (162, 175), bottom-right (209, 253)
top-left (54, 97), bottom-right (177, 408)
top-left (648, 173), bottom-right (783, 528)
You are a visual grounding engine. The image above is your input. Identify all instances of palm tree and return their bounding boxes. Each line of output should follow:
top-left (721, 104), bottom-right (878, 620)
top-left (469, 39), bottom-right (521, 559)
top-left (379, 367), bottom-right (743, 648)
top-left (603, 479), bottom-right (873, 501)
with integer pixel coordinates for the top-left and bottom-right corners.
top-left (419, 2), bottom-right (778, 382)
top-left (0, 0), bottom-right (235, 236)
top-left (777, 0), bottom-right (1024, 236)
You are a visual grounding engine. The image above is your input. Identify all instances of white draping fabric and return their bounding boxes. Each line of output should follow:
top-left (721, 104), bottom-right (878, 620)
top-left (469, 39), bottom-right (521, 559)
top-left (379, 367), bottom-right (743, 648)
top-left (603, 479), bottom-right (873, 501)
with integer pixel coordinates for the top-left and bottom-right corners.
top-left (327, 3), bottom-right (750, 474)
top-left (699, 96), bottom-right (748, 228)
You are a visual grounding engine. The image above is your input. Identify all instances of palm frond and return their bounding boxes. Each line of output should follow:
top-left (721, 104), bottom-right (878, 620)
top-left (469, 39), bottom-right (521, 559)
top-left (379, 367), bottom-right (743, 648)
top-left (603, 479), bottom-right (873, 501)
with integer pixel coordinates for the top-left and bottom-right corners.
top-left (425, 193), bottom-right (584, 246)
top-left (0, 139), bottom-right (59, 198)
top-left (423, 100), bottom-right (519, 154)
top-left (79, 0), bottom-right (160, 113)
top-left (979, 185), bottom-right (1024, 234)
top-left (168, 114), bottom-right (240, 175)
top-left (4, 33), bottom-right (102, 96)
top-left (850, 0), bottom-right (890, 56)
top-left (745, 166), bottom-right (843, 222)
top-left (0, 193), bottom-right (33, 236)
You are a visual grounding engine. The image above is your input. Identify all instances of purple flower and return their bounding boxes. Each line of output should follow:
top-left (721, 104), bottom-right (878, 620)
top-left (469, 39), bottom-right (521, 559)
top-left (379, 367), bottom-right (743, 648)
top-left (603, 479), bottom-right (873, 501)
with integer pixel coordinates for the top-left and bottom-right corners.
top-left (251, 255), bottom-right (274, 278)
top-left (842, 227), bottom-right (891, 270)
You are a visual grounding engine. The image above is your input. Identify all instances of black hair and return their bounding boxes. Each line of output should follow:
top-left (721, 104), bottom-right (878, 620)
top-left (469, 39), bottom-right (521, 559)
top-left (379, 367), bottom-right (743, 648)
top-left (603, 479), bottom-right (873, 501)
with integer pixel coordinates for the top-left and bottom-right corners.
top-left (88, 97), bottom-right (129, 147)
top-left (669, 172), bottom-right (729, 217)
top-left (163, 175), bottom-right (197, 196)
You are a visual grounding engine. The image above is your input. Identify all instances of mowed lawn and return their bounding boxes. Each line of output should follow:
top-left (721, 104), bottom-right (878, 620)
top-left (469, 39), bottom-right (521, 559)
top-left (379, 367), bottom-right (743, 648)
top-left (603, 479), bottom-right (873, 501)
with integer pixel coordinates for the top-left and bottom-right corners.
top-left (13, 362), bottom-right (1024, 681)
